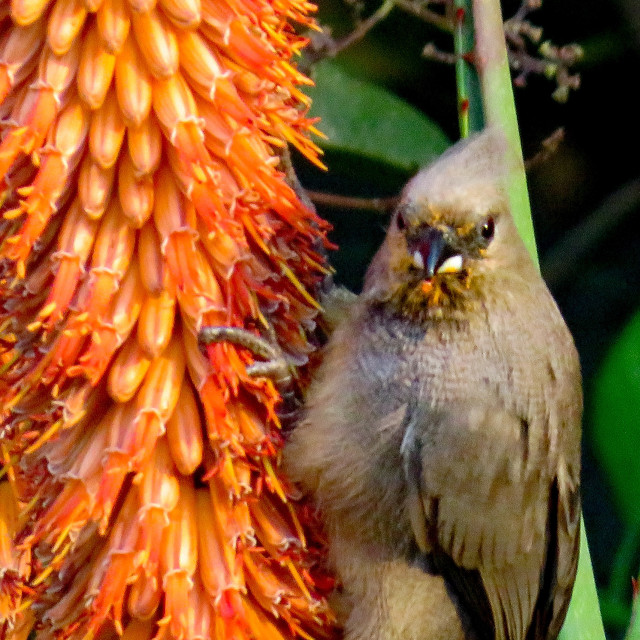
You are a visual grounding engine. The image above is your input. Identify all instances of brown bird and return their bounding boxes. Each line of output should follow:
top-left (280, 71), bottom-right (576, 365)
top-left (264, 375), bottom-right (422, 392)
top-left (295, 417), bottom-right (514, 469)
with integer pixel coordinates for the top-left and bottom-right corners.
top-left (284, 129), bottom-right (582, 640)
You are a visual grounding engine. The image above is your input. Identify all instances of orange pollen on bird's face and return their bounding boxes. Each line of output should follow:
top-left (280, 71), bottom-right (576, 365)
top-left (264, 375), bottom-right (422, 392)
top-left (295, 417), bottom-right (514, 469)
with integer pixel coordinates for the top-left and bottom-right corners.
top-left (387, 268), bottom-right (473, 319)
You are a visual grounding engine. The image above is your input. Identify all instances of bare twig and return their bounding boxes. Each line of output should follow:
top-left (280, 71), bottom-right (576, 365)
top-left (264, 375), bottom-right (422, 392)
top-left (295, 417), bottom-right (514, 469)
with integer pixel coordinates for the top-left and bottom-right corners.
top-left (419, 0), bottom-right (582, 103)
top-left (542, 177), bottom-right (640, 289)
top-left (302, 0), bottom-right (453, 70)
top-left (524, 128), bottom-right (565, 171)
top-left (393, 0), bottom-right (452, 32)
top-left (505, 0), bottom-right (582, 101)
top-left (306, 128), bottom-right (566, 214)
top-left (303, 0), bottom-right (395, 68)
top-left (306, 190), bottom-right (399, 213)
top-left (422, 42), bottom-right (457, 64)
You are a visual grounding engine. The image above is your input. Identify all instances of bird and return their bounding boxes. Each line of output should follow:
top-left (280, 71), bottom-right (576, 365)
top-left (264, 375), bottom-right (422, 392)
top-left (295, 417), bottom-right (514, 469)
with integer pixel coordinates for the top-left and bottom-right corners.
top-left (283, 128), bottom-right (582, 640)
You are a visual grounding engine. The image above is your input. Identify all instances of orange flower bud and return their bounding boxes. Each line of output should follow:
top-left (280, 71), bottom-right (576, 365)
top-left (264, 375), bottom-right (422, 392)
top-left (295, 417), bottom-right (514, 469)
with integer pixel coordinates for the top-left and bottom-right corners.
top-left (110, 259), bottom-right (145, 337)
top-left (152, 165), bottom-right (190, 239)
top-left (161, 475), bottom-right (198, 578)
top-left (0, 20), bottom-right (45, 101)
top-left (47, 0), bottom-right (87, 56)
top-left (135, 438), bottom-right (180, 573)
top-left (46, 198), bottom-right (99, 323)
top-left (37, 38), bottom-right (80, 95)
top-left (195, 487), bottom-right (244, 600)
top-left (96, 0), bottom-right (130, 54)
top-left (128, 569), bottom-right (161, 620)
top-left (137, 289), bottom-right (176, 358)
top-left (10, 0), bottom-right (51, 26)
top-left (0, 482), bottom-right (19, 572)
top-left (152, 71), bottom-right (201, 138)
top-left (227, 399), bottom-right (267, 448)
top-left (250, 492), bottom-right (301, 558)
top-left (108, 337), bottom-right (152, 402)
top-left (176, 29), bottom-right (225, 93)
top-left (72, 201), bottom-right (136, 324)
top-left (127, 116), bottom-right (162, 177)
top-left (137, 437), bottom-right (180, 513)
top-left (89, 88), bottom-right (125, 169)
top-left (87, 491), bottom-right (141, 634)
top-left (78, 155), bottom-right (116, 218)
top-left (158, 0), bottom-right (200, 29)
top-left (186, 576), bottom-right (214, 640)
top-left (90, 199), bottom-right (136, 277)
top-left (198, 219), bottom-right (246, 278)
top-left (243, 552), bottom-right (290, 615)
top-left (118, 153), bottom-right (155, 227)
top-left (54, 96), bottom-right (90, 161)
top-left (165, 378), bottom-right (203, 475)
top-left (137, 222), bottom-right (164, 294)
top-left (115, 35), bottom-right (152, 126)
top-left (135, 333), bottom-right (185, 423)
top-left (171, 246), bottom-right (224, 328)
top-left (77, 27), bottom-right (116, 109)
top-left (55, 196), bottom-right (97, 261)
top-left (131, 8), bottom-right (179, 79)
top-left (209, 472), bottom-right (253, 546)
top-left (242, 593), bottom-right (289, 640)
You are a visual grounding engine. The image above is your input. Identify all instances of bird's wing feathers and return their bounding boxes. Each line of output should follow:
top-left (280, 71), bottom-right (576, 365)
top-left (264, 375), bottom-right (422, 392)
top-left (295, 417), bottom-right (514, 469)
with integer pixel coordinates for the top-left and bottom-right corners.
top-left (529, 466), bottom-right (581, 640)
top-left (399, 401), bottom-right (576, 640)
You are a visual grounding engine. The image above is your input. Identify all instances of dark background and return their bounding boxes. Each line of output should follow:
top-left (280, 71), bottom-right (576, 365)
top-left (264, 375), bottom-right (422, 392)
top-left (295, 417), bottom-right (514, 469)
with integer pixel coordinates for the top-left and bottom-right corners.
top-left (293, 0), bottom-right (640, 635)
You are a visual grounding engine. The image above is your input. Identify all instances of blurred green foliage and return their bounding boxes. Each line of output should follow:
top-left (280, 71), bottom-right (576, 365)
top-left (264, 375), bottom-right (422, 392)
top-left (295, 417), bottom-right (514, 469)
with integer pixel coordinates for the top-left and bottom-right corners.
top-left (307, 61), bottom-right (450, 171)
top-left (593, 310), bottom-right (640, 526)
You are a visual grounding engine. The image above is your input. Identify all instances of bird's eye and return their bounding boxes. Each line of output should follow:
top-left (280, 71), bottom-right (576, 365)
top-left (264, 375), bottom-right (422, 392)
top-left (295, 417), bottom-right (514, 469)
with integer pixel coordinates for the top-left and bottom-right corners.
top-left (480, 216), bottom-right (495, 241)
top-left (396, 210), bottom-right (407, 231)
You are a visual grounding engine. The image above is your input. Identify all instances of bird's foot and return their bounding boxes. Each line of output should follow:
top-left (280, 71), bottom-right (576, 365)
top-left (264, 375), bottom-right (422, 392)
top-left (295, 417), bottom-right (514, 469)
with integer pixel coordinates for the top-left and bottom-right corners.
top-left (198, 326), bottom-right (292, 387)
top-left (198, 325), bottom-right (302, 431)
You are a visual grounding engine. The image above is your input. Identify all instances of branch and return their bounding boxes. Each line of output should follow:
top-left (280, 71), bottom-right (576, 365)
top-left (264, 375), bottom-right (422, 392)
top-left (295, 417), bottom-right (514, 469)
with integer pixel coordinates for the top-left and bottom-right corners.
top-left (306, 190), bottom-right (399, 213)
top-left (541, 177), bottom-right (640, 289)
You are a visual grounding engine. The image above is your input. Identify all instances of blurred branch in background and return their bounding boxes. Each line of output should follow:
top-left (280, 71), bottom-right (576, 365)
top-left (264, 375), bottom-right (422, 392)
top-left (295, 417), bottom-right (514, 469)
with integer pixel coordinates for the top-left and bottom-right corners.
top-left (542, 177), bottom-right (640, 290)
top-left (303, 0), bottom-right (582, 103)
top-left (306, 191), bottom-right (398, 213)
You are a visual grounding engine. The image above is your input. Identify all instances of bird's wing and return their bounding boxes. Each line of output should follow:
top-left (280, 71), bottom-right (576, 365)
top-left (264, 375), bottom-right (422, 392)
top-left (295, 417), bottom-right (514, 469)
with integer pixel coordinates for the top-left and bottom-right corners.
top-left (528, 463), bottom-right (580, 640)
top-left (399, 401), bottom-right (579, 640)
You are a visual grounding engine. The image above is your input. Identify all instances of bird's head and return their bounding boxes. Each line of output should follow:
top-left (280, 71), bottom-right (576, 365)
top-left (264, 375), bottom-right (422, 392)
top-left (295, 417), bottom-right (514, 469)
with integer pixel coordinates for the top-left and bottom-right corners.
top-left (363, 129), bottom-right (536, 320)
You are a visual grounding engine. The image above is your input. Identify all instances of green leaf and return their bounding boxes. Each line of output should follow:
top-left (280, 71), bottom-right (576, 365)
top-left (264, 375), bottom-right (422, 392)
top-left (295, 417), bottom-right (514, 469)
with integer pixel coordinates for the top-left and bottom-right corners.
top-left (625, 581), bottom-right (640, 640)
top-left (559, 520), bottom-right (608, 640)
top-left (592, 308), bottom-right (640, 525)
top-left (307, 60), bottom-right (450, 172)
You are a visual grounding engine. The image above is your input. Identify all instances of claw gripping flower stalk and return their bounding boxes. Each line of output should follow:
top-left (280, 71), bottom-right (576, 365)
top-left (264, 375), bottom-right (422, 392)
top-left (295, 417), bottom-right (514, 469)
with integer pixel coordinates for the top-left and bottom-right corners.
top-left (0, 0), bottom-right (338, 637)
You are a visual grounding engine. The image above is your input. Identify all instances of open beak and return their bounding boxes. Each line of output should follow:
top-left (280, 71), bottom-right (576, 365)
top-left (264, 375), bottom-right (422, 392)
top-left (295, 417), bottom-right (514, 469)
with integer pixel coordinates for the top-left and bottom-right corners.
top-left (409, 227), bottom-right (463, 279)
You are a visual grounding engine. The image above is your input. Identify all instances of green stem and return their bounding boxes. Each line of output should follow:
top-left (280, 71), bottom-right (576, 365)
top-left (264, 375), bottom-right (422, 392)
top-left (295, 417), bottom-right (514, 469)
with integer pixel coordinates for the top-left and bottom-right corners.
top-left (470, 0), bottom-right (537, 262)
top-left (454, 1), bottom-right (607, 638)
top-left (453, 0), bottom-right (483, 136)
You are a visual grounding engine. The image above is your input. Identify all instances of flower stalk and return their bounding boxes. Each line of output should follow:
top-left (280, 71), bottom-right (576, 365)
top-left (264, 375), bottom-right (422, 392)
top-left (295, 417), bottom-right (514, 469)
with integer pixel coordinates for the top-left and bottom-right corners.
top-left (0, 0), bottom-right (337, 638)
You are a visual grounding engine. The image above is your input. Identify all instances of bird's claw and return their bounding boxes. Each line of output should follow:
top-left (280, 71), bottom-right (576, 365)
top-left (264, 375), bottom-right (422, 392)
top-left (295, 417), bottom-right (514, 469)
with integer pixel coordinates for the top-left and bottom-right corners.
top-left (198, 326), bottom-right (293, 387)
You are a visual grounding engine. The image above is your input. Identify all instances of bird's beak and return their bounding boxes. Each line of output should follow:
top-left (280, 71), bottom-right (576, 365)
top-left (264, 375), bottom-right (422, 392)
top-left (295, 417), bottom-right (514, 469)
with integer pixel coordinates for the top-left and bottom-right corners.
top-left (410, 227), bottom-right (463, 279)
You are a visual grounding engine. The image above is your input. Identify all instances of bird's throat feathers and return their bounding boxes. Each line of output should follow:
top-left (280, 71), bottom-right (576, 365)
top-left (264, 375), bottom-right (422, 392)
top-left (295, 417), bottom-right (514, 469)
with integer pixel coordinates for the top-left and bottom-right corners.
top-left (382, 270), bottom-right (476, 323)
